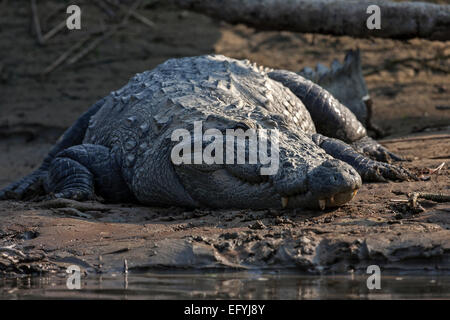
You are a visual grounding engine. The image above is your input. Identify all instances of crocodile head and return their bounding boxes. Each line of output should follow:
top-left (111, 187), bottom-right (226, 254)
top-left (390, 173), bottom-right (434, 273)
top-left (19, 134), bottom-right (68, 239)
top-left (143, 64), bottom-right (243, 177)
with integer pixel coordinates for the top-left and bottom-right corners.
top-left (169, 115), bottom-right (362, 210)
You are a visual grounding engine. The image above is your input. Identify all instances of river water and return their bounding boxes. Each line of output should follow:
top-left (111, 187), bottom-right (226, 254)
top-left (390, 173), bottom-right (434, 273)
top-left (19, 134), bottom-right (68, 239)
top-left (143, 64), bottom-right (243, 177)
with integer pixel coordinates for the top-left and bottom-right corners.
top-left (1, 271), bottom-right (449, 299)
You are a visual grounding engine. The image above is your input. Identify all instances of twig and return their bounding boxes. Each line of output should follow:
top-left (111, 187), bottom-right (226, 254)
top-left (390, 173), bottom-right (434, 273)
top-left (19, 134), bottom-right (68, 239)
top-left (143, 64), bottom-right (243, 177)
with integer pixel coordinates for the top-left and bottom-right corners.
top-left (42, 0), bottom-right (142, 74)
top-left (391, 192), bottom-right (450, 204)
top-left (408, 192), bottom-right (420, 208)
top-left (127, 9), bottom-right (156, 28)
top-left (30, 0), bottom-right (44, 45)
top-left (390, 199), bottom-right (409, 203)
top-left (429, 155), bottom-right (450, 160)
top-left (0, 247), bottom-right (26, 258)
top-left (105, 0), bottom-right (155, 28)
top-left (410, 192), bottom-right (450, 203)
top-left (66, 0), bottom-right (140, 66)
top-left (42, 36), bottom-right (91, 75)
top-left (120, 0), bottom-right (144, 25)
top-left (66, 29), bottom-right (117, 65)
top-left (428, 162), bottom-right (446, 175)
top-left (42, 2), bottom-right (66, 28)
top-left (95, 0), bottom-right (117, 19)
top-left (123, 259), bottom-right (129, 274)
top-left (42, 20), bottom-right (66, 43)
top-left (419, 162), bottom-right (446, 180)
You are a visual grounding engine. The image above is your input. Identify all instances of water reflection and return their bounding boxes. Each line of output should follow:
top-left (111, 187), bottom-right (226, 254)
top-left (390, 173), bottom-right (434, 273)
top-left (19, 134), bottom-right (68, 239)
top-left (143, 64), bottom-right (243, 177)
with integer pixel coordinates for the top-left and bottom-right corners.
top-left (1, 272), bottom-right (449, 299)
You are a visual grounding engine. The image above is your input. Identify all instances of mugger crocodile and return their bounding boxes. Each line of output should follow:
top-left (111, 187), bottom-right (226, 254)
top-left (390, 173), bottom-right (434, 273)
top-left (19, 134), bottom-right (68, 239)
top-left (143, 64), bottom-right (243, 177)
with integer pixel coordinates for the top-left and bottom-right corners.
top-left (0, 53), bottom-right (416, 210)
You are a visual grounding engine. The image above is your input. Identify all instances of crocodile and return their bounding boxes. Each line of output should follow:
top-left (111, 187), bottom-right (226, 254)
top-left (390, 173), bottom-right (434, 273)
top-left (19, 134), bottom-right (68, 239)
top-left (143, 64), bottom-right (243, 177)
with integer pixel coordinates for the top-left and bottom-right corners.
top-left (0, 52), bottom-right (416, 210)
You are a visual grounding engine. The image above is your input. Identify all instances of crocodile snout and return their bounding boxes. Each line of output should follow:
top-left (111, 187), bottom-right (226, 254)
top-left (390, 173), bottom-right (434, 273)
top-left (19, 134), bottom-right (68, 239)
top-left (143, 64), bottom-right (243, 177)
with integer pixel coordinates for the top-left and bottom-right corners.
top-left (307, 159), bottom-right (361, 209)
top-left (279, 159), bottom-right (361, 209)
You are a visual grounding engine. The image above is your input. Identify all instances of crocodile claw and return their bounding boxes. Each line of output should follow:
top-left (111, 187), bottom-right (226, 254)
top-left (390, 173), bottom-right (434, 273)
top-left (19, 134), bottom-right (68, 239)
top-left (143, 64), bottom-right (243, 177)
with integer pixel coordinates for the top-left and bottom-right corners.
top-left (352, 136), bottom-right (405, 163)
top-left (362, 161), bottom-right (418, 182)
top-left (0, 170), bottom-right (45, 200)
top-left (53, 189), bottom-right (94, 201)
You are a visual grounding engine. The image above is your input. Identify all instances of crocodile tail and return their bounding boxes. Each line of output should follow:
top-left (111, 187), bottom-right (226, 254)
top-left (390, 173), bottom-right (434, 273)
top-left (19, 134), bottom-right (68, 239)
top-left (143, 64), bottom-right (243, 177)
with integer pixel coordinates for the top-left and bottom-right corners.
top-left (298, 49), bottom-right (369, 124)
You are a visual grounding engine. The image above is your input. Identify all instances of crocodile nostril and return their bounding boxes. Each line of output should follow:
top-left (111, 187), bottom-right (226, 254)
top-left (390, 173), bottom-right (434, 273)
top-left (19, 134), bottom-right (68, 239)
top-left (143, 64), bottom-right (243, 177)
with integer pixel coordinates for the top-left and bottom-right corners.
top-left (306, 159), bottom-right (361, 200)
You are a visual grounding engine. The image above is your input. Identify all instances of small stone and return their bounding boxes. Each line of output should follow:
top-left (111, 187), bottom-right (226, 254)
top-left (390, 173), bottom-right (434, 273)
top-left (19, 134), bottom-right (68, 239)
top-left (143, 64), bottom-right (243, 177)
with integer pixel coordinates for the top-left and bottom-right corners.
top-left (221, 232), bottom-right (239, 240)
top-left (193, 235), bottom-right (204, 242)
top-left (214, 242), bottom-right (231, 252)
top-left (249, 220), bottom-right (265, 230)
top-left (299, 236), bottom-right (311, 244)
top-left (394, 213), bottom-right (403, 220)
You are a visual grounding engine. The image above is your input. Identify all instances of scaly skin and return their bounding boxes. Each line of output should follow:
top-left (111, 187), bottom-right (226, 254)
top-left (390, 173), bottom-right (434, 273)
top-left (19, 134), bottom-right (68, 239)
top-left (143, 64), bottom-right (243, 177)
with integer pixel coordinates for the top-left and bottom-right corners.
top-left (299, 50), bottom-right (369, 125)
top-left (0, 54), bottom-right (416, 210)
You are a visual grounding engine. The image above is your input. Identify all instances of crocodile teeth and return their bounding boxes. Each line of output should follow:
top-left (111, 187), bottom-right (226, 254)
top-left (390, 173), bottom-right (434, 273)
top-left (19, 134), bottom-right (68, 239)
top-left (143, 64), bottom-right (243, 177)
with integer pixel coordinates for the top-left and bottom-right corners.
top-left (281, 197), bottom-right (289, 208)
top-left (318, 199), bottom-right (326, 210)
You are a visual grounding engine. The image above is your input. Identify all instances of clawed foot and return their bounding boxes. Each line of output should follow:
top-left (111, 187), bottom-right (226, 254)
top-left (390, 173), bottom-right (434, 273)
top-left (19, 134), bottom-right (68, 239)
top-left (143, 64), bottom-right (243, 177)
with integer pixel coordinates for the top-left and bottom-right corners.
top-left (0, 172), bottom-right (95, 202)
top-left (353, 136), bottom-right (404, 162)
top-left (52, 188), bottom-right (95, 201)
top-left (359, 160), bottom-right (418, 182)
top-left (0, 170), bottom-right (45, 200)
top-left (351, 136), bottom-right (418, 182)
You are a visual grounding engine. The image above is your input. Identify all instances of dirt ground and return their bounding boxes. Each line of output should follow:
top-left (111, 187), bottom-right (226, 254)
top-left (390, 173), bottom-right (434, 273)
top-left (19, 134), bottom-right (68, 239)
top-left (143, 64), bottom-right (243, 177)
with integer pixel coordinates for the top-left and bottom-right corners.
top-left (0, 1), bottom-right (449, 275)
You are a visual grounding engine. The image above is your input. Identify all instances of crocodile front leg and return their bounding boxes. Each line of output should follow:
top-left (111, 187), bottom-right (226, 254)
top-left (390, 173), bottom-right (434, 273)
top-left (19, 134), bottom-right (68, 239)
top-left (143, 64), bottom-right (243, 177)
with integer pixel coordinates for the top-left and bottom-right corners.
top-left (351, 136), bottom-right (403, 162)
top-left (312, 134), bottom-right (417, 182)
top-left (45, 144), bottom-right (134, 202)
top-left (268, 69), bottom-right (405, 163)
